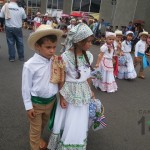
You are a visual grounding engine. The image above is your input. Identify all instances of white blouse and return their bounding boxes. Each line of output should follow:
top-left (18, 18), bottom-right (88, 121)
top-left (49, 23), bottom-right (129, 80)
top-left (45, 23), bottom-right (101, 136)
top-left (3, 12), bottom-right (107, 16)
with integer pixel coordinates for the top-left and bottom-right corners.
top-left (121, 40), bottom-right (132, 53)
top-left (22, 53), bottom-right (58, 110)
top-left (135, 40), bottom-right (147, 57)
top-left (33, 17), bottom-right (41, 23)
top-left (100, 44), bottom-right (114, 59)
top-left (62, 50), bottom-right (93, 82)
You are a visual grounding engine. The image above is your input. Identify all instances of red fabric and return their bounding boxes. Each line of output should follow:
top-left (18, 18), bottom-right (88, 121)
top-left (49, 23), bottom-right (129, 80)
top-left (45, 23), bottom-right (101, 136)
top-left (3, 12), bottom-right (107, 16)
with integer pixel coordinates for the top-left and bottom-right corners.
top-left (34, 22), bottom-right (41, 28)
top-left (113, 56), bottom-right (118, 76)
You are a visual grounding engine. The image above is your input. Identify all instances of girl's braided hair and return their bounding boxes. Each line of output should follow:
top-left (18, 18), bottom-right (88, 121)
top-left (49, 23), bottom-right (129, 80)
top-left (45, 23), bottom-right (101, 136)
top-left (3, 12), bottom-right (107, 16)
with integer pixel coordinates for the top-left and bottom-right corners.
top-left (73, 36), bottom-right (94, 79)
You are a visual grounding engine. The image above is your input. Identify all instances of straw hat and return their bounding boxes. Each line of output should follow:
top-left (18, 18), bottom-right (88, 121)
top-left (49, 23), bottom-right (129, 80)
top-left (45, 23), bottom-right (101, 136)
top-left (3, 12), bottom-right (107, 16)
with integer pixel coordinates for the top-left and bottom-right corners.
top-left (115, 30), bottom-right (123, 36)
top-left (36, 12), bottom-right (41, 15)
top-left (28, 25), bottom-right (63, 50)
top-left (139, 31), bottom-right (148, 37)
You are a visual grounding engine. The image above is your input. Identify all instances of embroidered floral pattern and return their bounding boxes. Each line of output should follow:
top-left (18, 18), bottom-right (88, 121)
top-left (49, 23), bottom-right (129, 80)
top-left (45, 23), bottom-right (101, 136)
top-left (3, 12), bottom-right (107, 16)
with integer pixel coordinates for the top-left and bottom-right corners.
top-left (48, 133), bottom-right (87, 150)
top-left (47, 133), bottom-right (60, 150)
top-left (60, 81), bottom-right (92, 106)
top-left (64, 51), bottom-right (92, 67)
top-left (57, 139), bottom-right (87, 150)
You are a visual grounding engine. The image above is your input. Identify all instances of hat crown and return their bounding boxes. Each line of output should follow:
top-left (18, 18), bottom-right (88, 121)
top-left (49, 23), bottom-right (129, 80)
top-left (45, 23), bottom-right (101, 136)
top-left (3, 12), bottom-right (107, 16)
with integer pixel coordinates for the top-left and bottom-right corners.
top-left (115, 30), bottom-right (123, 35)
top-left (35, 24), bottom-right (53, 32)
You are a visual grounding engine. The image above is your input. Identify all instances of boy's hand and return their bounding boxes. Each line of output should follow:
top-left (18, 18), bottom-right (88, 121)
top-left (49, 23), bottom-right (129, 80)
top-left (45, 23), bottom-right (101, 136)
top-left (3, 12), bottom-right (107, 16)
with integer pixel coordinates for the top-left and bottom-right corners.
top-left (27, 109), bottom-right (36, 119)
top-left (60, 98), bottom-right (67, 109)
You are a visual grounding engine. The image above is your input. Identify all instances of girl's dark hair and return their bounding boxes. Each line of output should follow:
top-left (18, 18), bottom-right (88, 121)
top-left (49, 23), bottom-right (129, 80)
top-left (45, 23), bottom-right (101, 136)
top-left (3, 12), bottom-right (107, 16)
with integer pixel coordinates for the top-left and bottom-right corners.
top-left (36, 34), bottom-right (57, 46)
top-left (82, 50), bottom-right (94, 71)
top-left (73, 37), bottom-right (94, 79)
top-left (74, 44), bottom-right (81, 79)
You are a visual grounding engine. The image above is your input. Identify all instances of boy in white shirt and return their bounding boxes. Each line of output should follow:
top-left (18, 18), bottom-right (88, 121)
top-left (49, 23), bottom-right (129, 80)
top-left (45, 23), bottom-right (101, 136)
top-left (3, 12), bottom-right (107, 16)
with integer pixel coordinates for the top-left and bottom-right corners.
top-left (134, 31), bottom-right (149, 79)
top-left (22, 25), bottom-right (63, 150)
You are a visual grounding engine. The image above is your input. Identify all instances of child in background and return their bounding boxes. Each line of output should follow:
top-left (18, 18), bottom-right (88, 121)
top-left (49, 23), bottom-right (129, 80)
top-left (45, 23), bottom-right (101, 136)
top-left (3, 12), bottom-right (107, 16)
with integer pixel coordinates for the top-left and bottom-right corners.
top-left (93, 32), bottom-right (118, 93)
top-left (33, 12), bottom-right (42, 30)
top-left (134, 31), bottom-right (149, 79)
top-left (22, 25), bottom-right (63, 150)
top-left (113, 30), bottom-right (123, 77)
top-left (46, 15), bottom-right (53, 26)
top-left (47, 23), bottom-right (95, 150)
top-left (117, 31), bottom-right (137, 79)
top-left (145, 34), bottom-right (150, 56)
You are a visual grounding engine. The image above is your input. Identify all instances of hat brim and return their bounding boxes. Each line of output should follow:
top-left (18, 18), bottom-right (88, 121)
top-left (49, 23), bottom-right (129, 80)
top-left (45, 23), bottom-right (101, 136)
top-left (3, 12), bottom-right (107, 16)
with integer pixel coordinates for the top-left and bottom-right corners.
top-left (139, 33), bottom-right (148, 37)
top-left (28, 29), bottom-right (63, 50)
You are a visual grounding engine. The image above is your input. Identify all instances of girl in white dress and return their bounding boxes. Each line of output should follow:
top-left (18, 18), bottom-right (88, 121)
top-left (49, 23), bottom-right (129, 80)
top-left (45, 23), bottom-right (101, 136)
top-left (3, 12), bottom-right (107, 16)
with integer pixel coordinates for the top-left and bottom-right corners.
top-left (93, 32), bottom-right (118, 93)
top-left (117, 31), bottom-right (137, 79)
top-left (47, 23), bottom-right (95, 150)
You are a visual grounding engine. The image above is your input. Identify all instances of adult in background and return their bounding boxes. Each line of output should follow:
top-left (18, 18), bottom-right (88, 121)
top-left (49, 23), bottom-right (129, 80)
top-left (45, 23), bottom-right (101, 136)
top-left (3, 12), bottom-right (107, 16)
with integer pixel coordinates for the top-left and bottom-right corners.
top-left (0, 9), bottom-right (5, 32)
top-left (1, 0), bottom-right (26, 62)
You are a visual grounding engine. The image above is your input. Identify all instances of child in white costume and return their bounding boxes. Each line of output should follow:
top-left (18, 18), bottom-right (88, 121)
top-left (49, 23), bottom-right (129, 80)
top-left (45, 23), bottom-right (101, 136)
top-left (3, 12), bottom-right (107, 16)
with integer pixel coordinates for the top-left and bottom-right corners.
top-left (134, 31), bottom-right (149, 79)
top-left (22, 25), bottom-right (63, 150)
top-left (113, 30), bottom-right (123, 77)
top-left (47, 23), bottom-right (95, 150)
top-left (93, 32), bottom-right (118, 93)
top-left (117, 31), bottom-right (137, 79)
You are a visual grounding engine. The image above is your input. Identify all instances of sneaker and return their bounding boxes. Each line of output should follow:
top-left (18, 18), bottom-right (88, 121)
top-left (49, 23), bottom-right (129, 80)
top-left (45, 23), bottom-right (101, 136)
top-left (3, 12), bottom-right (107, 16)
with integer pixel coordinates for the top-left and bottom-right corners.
top-left (9, 59), bottom-right (15, 62)
top-left (19, 58), bottom-right (24, 61)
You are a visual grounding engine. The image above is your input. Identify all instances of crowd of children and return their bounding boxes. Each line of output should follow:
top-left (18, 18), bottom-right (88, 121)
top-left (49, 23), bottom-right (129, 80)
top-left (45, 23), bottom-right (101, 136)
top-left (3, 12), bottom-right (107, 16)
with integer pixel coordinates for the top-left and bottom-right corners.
top-left (21, 20), bottom-right (149, 150)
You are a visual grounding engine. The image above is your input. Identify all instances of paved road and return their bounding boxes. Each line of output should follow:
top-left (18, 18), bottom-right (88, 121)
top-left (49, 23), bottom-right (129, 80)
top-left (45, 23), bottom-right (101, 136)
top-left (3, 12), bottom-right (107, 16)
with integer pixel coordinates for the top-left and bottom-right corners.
top-left (0, 29), bottom-right (150, 150)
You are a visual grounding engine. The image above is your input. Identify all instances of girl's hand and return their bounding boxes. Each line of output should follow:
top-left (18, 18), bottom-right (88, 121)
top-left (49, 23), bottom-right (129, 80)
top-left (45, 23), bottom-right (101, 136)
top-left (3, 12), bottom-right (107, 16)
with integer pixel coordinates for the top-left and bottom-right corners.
top-left (95, 64), bottom-right (99, 68)
top-left (91, 91), bottom-right (96, 99)
top-left (27, 109), bottom-right (36, 119)
top-left (60, 98), bottom-right (68, 109)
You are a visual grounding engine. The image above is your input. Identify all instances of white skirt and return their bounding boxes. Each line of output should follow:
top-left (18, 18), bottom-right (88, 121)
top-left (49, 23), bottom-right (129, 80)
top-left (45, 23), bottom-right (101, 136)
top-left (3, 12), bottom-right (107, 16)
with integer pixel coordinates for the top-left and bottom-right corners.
top-left (118, 53), bottom-right (137, 79)
top-left (93, 57), bottom-right (118, 93)
top-left (47, 100), bottom-right (89, 150)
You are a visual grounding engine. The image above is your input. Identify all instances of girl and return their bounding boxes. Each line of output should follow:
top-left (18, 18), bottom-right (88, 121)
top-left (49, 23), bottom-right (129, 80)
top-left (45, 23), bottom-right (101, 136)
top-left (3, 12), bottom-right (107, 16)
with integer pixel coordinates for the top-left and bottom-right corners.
top-left (118, 31), bottom-right (137, 79)
top-left (93, 32), bottom-right (118, 93)
top-left (33, 12), bottom-right (42, 30)
top-left (47, 23), bottom-right (95, 150)
top-left (113, 30), bottom-right (123, 77)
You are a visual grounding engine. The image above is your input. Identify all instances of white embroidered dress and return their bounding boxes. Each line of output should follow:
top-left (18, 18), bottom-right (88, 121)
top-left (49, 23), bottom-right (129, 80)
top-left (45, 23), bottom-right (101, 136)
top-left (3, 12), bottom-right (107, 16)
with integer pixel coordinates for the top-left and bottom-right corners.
top-left (47, 50), bottom-right (93, 150)
top-left (92, 44), bottom-right (118, 93)
top-left (117, 40), bottom-right (137, 79)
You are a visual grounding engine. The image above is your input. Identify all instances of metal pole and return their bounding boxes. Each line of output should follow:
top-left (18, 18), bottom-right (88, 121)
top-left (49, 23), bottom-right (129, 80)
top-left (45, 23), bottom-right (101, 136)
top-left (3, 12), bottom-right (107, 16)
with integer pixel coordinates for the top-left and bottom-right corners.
top-left (51, 0), bottom-right (53, 15)
top-left (46, 0), bottom-right (48, 13)
top-left (89, 0), bottom-right (91, 13)
top-left (132, 0), bottom-right (138, 22)
top-left (71, 0), bottom-right (73, 12)
top-left (79, 0), bottom-right (82, 12)
top-left (26, 0), bottom-right (28, 15)
top-left (57, 0), bottom-right (58, 10)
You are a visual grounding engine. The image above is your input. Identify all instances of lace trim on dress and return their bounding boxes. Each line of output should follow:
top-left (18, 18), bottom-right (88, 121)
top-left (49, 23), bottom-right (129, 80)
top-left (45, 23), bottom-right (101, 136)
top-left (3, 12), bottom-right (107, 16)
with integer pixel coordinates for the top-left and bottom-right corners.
top-left (48, 133), bottom-right (87, 150)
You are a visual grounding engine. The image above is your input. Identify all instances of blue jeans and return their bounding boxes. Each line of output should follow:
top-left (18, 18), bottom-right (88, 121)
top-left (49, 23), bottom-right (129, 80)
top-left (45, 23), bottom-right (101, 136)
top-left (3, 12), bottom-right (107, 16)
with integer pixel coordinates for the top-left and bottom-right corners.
top-left (5, 26), bottom-right (24, 60)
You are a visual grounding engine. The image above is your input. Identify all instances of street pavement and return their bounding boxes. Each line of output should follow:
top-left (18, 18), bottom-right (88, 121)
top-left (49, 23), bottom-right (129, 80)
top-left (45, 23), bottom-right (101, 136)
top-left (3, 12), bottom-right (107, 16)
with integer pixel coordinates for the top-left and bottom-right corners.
top-left (0, 29), bottom-right (150, 150)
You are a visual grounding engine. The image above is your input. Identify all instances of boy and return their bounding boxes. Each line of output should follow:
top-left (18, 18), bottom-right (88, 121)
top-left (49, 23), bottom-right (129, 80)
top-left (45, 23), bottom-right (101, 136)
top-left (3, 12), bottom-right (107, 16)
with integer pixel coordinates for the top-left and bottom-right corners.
top-left (134, 31), bottom-right (149, 79)
top-left (22, 25), bottom-right (63, 150)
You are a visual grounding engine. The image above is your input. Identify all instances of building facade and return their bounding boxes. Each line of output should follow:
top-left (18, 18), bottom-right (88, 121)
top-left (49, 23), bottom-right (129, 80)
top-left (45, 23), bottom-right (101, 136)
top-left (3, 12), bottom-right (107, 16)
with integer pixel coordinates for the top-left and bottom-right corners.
top-left (4, 0), bottom-right (149, 31)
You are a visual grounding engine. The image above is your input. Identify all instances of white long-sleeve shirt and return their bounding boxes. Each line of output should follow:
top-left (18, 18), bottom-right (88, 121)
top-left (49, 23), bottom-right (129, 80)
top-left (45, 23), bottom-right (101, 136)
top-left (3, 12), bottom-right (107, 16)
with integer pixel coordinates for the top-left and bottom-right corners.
top-left (135, 40), bottom-right (147, 57)
top-left (22, 53), bottom-right (58, 110)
